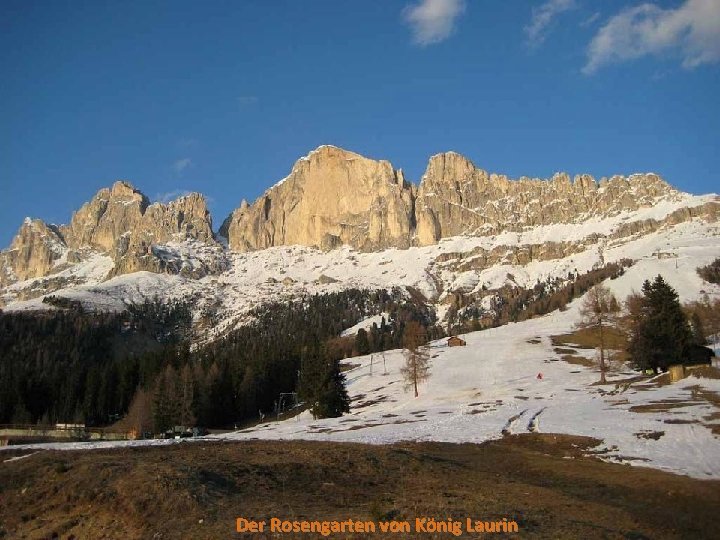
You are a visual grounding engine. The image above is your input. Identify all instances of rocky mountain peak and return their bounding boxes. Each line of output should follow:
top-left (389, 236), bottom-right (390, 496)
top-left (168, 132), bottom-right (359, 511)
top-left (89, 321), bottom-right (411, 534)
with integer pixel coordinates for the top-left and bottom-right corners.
top-left (0, 145), bottom-right (702, 298)
top-left (0, 184), bottom-right (217, 289)
top-left (423, 151), bottom-right (477, 184)
top-left (0, 218), bottom-right (67, 286)
top-left (414, 152), bottom-right (681, 245)
top-left (109, 180), bottom-right (149, 202)
top-left (221, 145), bottom-right (415, 252)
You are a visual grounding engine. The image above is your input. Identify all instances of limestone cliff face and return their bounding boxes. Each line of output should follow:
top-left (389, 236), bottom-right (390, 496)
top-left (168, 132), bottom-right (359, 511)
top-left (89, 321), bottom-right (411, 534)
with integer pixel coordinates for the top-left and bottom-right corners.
top-left (414, 152), bottom-right (679, 245)
top-left (220, 145), bottom-right (415, 251)
top-left (221, 147), bottom-right (684, 252)
top-left (111, 192), bottom-right (217, 276)
top-left (0, 182), bottom-right (216, 286)
top-left (60, 181), bottom-right (150, 252)
top-left (0, 219), bottom-right (67, 286)
top-left (1, 146), bottom-right (711, 293)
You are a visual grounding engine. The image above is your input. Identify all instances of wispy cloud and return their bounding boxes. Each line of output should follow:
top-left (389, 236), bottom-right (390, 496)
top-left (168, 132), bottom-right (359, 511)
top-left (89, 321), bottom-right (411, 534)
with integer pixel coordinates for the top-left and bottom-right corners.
top-left (173, 158), bottom-right (192, 175)
top-left (403, 0), bottom-right (466, 46)
top-left (237, 95), bottom-right (259, 106)
top-left (583, 0), bottom-right (720, 74)
top-left (154, 189), bottom-right (191, 204)
top-left (177, 138), bottom-right (198, 148)
top-left (525, 0), bottom-right (577, 48)
top-left (580, 11), bottom-right (601, 28)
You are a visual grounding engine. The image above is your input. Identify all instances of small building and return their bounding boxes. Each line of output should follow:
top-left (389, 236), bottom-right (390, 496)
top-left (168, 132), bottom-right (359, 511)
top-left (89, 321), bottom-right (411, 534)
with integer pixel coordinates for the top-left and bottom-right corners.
top-left (668, 346), bottom-right (716, 382)
top-left (668, 364), bottom-right (685, 383)
top-left (686, 345), bottom-right (715, 366)
top-left (447, 336), bottom-right (466, 347)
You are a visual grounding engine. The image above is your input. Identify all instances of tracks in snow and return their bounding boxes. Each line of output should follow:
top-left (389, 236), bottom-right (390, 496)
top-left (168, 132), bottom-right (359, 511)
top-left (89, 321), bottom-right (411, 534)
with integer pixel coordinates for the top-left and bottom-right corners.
top-left (502, 407), bottom-right (547, 436)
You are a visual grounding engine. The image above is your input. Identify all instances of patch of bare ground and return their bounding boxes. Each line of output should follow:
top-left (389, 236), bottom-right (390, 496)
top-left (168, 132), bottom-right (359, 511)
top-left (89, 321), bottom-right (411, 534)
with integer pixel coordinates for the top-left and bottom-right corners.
top-left (340, 362), bottom-right (361, 373)
top-left (1, 435), bottom-right (719, 539)
top-left (687, 385), bottom-right (720, 408)
top-left (629, 401), bottom-right (699, 413)
top-left (353, 395), bottom-right (392, 410)
top-left (552, 327), bottom-right (629, 363)
top-left (634, 431), bottom-right (665, 440)
top-left (560, 354), bottom-right (596, 368)
top-left (626, 386), bottom-right (720, 436)
top-left (686, 366), bottom-right (720, 379)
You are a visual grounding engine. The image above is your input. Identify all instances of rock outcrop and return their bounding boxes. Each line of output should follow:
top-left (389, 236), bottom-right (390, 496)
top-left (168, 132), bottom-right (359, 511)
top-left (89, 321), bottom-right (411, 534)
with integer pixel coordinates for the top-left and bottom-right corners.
top-left (415, 152), bottom-right (679, 245)
top-left (0, 182), bottom-right (217, 287)
top-left (60, 181), bottom-right (150, 252)
top-left (111, 192), bottom-right (216, 276)
top-left (0, 219), bottom-right (67, 286)
top-left (2, 145), bottom-right (713, 293)
top-left (220, 145), bottom-right (415, 251)
top-left (221, 146), bottom-right (687, 252)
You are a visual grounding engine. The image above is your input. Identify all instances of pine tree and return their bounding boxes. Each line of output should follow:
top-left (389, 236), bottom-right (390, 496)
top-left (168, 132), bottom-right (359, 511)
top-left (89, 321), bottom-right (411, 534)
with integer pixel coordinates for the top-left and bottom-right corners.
top-left (178, 364), bottom-right (196, 427)
top-left (312, 359), bottom-right (350, 419)
top-left (300, 344), bottom-right (350, 419)
top-left (628, 276), bottom-right (693, 373)
top-left (697, 258), bottom-right (720, 285)
top-left (152, 365), bottom-right (180, 433)
top-left (690, 312), bottom-right (706, 345)
top-left (298, 344), bottom-right (324, 406)
top-left (11, 402), bottom-right (32, 425)
top-left (355, 328), bottom-right (370, 355)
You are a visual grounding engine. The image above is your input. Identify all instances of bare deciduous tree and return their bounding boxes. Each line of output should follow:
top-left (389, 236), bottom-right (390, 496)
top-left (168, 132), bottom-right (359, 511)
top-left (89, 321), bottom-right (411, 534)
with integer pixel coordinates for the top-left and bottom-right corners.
top-left (685, 294), bottom-right (720, 348)
top-left (401, 321), bottom-right (431, 397)
top-left (124, 387), bottom-right (153, 436)
top-left (577, 284), bottom-right (620, 383)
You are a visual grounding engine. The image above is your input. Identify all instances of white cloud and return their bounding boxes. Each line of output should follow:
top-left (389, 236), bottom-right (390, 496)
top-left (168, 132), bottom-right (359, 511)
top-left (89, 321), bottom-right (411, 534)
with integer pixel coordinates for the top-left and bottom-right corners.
top-left (403, 0), bottom-right (466, 46)
top-left (580, 11), bottom-right (601, 28)
top-left (154, 189), bottom-right (191, 204)
top-left (584, 0), bottom-right (720, 74)
top-left (173, 158), bottom-right (192, 175)
top-left (525, 0), bottom-right (576, 47)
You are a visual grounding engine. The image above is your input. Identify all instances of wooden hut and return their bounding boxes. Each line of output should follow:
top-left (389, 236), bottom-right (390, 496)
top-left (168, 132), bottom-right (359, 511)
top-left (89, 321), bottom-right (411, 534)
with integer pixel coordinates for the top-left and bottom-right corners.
top-left (447, 336), bottom-right (466, 347)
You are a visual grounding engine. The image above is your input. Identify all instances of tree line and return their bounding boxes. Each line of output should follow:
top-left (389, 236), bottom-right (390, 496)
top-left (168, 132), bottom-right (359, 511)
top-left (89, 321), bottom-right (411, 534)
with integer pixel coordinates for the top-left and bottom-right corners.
top-left (577, 273), bottom-right (718, 380)
top-left (0, 288), bottom-right (444, 432)
top-left (0, 299), bottom-right (192, 426)
top-left (697, 257), bottom-right (720, 285)
top-left (451, 260), bottom-right (632, 333)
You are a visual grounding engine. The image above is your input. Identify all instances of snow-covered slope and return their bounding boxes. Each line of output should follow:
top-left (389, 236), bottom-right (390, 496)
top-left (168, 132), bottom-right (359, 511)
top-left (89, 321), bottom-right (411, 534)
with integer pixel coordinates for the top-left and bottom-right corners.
top-left (222, 282), bottom-right (720, 479)
top-left (2, 201), bottom-right (719, 479)
top-left (10, 287), bottom-right (719, 479)
top-left (2, 192), bottom-right (718, 342)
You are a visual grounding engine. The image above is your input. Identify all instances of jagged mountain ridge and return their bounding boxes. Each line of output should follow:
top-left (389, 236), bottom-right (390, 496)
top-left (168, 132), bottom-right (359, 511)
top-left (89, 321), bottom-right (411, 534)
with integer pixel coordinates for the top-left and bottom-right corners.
top-left (1, 145), bottom-right (719, 322)
top-left (0, 181), bottom-right (218, 288)
top-left (218, 145), bottom-right (693, 251)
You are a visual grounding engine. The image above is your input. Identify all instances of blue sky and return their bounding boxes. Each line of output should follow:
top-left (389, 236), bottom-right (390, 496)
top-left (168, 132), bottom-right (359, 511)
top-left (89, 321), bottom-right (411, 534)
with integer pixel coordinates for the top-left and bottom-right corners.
top-left (1, 0), bottom-right (719, 247)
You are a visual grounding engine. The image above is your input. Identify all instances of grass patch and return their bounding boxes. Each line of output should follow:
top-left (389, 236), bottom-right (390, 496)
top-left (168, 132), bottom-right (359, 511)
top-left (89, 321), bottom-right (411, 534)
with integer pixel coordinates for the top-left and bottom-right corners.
top-left (560, 354), bottom-right (595, 368)
top-left (552, 326), bottom-right (629, 363)
top-left (1, 436), bottom-right (719, 539)
top-left (686, 366), bottom-right (720, 380)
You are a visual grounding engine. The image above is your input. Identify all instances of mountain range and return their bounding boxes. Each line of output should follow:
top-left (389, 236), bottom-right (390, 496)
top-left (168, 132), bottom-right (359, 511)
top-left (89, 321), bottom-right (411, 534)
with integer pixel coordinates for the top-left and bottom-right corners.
top-left (2, 144), bottom-right (719, 340)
